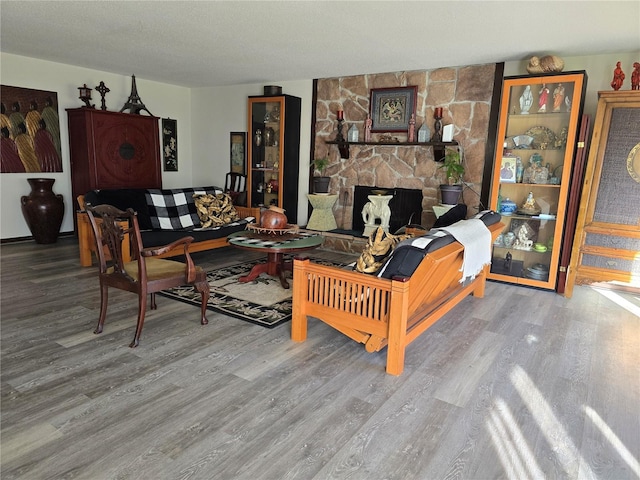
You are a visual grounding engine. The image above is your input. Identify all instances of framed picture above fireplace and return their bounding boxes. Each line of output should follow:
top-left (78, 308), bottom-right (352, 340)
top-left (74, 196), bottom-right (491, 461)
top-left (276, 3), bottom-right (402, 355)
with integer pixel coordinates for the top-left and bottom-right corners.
top-left (369, 86), bottom-right (417, 132)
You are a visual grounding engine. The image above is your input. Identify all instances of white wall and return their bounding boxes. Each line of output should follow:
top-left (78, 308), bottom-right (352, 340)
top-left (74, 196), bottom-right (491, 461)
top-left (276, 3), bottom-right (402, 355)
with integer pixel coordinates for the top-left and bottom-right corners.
top-left (1, 53), bottom-right (191, 239)
top-left (2, 50), bottom-right (637, 239)
top-left (190, 81), bottom-right (314, 225)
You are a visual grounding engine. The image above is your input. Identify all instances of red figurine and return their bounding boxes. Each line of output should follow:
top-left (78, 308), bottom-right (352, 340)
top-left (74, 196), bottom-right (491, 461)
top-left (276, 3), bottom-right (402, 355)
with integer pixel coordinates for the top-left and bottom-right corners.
top-left (632, 62), bottom-right (640, 90)
top-left (611, 62), bottom-right (625, 91)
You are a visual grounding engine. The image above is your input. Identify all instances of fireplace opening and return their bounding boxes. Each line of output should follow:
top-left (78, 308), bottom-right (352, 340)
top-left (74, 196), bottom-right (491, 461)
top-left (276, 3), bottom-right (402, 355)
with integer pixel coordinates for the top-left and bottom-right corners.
top-left (353, 186), bottom-right (423, 234)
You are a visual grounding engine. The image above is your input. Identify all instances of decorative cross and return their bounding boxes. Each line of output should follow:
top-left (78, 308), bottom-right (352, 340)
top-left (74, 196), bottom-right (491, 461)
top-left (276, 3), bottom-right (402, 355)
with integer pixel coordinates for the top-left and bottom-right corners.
top-left (95, 81), bottom-right (110, 111)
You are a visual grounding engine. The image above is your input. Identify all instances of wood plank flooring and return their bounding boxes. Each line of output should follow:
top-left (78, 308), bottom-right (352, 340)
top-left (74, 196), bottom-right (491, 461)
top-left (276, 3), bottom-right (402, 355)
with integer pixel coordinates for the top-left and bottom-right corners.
top-left (1, 237), bottom-right (639, 479)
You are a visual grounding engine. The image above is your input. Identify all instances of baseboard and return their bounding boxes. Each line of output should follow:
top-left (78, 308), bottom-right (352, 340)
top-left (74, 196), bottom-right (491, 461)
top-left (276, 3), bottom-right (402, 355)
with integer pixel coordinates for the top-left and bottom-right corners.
top-left (1, 231), bottom-right (75, 244)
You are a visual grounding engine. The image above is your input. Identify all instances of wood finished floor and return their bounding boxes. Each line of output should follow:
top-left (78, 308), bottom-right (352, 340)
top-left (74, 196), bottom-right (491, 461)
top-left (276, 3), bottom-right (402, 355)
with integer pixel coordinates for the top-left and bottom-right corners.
top-left (1, 237), bottom-right (639, 480)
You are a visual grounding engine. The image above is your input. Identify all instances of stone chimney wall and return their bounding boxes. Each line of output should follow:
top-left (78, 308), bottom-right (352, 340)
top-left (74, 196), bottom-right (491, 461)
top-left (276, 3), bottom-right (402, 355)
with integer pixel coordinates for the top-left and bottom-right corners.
top-left (314, 63), bottom-right (497, 228)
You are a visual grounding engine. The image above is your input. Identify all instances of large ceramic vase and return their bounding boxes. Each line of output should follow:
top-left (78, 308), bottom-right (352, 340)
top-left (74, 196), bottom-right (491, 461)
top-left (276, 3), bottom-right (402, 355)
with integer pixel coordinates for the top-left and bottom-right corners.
top-left (21, 178), bottom-right (64, 244)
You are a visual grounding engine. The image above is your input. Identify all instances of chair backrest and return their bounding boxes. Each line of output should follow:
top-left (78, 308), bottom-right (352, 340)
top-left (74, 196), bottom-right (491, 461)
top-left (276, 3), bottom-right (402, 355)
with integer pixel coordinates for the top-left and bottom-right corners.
top-left (225, 172), bottom-right (246, 193)
top-left (224, 172), bottom-right (247, 205)
top-left (86, 204), bottom-right (143, 275)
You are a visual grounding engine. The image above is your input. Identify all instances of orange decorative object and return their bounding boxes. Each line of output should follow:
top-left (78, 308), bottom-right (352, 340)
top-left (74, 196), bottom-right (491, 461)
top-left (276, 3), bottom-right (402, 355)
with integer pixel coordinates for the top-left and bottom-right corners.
top-left (260, 205), bottom-right (287, 229)
top-left (632, 62), bottom-right (640, 90)
top-left (611, 61), bottom-right (625, 91)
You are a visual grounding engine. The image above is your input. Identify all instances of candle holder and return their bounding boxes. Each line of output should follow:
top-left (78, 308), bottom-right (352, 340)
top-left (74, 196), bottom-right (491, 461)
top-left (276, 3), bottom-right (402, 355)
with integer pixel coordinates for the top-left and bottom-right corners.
top-left (433, 110), bottom-right (443, 142)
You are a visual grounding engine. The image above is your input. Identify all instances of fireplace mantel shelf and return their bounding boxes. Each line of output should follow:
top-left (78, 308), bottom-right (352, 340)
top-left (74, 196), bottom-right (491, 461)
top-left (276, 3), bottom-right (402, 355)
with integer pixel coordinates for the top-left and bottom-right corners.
top-left (325, 140), bottom-right (458, 147)
top-left (325, 139), bottom-right (458, 161)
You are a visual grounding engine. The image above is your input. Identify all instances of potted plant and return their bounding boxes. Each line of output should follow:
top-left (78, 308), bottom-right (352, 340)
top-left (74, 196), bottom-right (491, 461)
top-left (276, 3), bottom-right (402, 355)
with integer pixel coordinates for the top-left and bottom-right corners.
top-left (438, 147), bottom-right (465, 205)
top-left (312, 157), bottom-right (331, 193)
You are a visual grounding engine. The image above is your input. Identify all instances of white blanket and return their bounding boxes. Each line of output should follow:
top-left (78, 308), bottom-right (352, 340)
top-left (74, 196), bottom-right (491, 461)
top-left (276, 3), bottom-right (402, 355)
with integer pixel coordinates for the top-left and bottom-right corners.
top-left (437, 219), bottom-right (492, 282)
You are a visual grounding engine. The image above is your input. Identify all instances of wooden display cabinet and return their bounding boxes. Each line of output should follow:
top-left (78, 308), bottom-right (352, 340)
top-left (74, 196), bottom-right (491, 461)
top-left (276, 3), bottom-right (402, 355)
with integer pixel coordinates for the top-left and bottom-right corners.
top-left (488, 72), bottom-right (587, 290)
top-left (246, 95), bottom-right (301, 225)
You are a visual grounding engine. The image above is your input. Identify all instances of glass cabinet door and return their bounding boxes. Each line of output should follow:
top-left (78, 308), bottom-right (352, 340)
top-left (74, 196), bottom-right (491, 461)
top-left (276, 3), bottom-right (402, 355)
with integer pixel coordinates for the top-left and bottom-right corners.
top-left (247, 97), bottom-right (284, 211)
top-left (488, 72), bottom-right (587, 289)
top-left (247, 95), bottom-right (301, 224)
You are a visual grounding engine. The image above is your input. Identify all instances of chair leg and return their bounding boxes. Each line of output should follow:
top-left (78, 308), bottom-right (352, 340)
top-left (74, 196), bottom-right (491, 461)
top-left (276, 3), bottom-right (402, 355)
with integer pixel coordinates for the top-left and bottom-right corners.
top-left (195, 279), bottom-right (210, 325)
top-left (130, 293), bottom-right (148, 348)
top-left (94, 283), bottom-right (108, 334)
top-left (150, 292), bottom-right (157, 310)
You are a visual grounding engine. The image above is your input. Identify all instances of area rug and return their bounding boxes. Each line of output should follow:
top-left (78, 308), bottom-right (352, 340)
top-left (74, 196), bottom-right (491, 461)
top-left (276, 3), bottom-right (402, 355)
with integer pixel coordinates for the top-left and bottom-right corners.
top-left (158, 256), bottom-right (347, 328)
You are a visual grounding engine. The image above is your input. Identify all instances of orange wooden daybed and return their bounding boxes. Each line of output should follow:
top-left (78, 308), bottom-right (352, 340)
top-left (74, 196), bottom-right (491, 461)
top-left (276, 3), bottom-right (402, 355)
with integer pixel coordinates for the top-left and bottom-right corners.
top-left (291, 221), bottom-right (503, 375)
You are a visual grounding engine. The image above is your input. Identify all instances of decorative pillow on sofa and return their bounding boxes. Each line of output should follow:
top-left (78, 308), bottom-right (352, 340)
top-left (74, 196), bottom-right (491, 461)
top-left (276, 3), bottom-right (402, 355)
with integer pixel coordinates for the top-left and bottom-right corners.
top-left (354, 227), bottom-right (411, 274)
top-left (193, 193), bottom-right (240, 228)
top-left (145, 187), bottom-right (222, 230)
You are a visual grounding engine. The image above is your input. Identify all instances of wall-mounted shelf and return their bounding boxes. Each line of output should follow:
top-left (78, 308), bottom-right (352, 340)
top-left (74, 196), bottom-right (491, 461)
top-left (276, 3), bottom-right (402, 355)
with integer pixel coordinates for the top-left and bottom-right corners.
top-left (325, 140), bottom-right (458, 147)
top-left (325, 139), bottom-right (458, 161)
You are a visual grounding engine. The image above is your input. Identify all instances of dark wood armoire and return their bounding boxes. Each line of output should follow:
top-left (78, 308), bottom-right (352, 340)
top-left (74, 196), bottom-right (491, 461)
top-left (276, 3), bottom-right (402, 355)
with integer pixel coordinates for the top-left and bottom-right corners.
top-left (66, 108), bottom-right (161, 221)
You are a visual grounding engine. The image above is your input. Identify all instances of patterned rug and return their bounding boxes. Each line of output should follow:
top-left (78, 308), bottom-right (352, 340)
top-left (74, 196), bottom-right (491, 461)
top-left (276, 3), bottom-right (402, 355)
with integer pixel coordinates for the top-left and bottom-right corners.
top-left (158, 256), bottom-right (347, 328)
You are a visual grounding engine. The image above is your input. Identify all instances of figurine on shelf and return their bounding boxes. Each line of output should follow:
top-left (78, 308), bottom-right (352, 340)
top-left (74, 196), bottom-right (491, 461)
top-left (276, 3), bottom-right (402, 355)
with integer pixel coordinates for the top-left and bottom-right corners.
top-left (519, 191), bottom-right (541, 215)
top-left (408, 114), bottom-right (416, 142)
top-left (364, 115), bottom-right (372, 142)
top-left (631, 62), bottom-right (640, 90)
top-left (519, 85), bottom-right (533, 114)
top-left (553, 83), bottom-right (565, 112)
top-left (611, 61), bottom-right (625, 91)
top-left (538, 84), bottom-right (549, 112)
top-left (523, 153), bottom-right (549, 184)
top-left (514, 223), bottom-right (534, 250)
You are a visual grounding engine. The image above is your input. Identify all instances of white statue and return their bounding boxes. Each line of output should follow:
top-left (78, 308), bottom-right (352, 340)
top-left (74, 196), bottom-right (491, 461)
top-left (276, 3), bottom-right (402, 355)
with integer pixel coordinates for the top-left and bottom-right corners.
top-left (362, 194), bottom-right (392, 236)
top-left (519, 85), bottom-right (533, 114)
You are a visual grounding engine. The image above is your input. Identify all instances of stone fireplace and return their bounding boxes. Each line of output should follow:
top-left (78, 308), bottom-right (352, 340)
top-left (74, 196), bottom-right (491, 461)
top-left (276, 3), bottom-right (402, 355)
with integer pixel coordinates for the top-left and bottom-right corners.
top-left (312, 64), bottom-right (500, 230)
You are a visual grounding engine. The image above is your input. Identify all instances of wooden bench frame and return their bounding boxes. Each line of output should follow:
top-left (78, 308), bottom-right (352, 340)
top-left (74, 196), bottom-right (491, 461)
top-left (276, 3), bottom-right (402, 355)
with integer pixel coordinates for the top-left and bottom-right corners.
top-left (77, 195), bottom-right (260, 266)
top-left (291, 222), bottom-right (503, 375)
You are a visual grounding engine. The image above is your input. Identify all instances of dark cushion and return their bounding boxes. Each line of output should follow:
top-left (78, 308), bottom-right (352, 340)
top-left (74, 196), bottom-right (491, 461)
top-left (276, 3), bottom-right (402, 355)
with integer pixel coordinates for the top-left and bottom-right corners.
top-left (377, 210), bottom-right (501, 279)
top-left (84, 189), bottom-right (152, 230)
top-left (472, 209), bottom-right (502, 226)
top-left (377, 231), bottom-right (455, 279)
top-left (433, 203), bottom-right (467, 228)
top-left (140, 220), bottom-right (250, 247)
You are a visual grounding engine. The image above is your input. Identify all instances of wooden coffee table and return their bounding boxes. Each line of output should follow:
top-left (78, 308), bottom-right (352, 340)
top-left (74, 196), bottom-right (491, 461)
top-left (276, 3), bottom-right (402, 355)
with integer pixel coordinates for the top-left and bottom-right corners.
top-left (227, 230), bottom-right (323, 289)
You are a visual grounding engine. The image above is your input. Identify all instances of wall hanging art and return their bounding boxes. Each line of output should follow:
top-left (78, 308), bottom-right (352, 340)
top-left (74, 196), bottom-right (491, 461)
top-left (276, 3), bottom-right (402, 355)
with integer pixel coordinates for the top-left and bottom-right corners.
top-left (1, 85), bottom-right (62, 173)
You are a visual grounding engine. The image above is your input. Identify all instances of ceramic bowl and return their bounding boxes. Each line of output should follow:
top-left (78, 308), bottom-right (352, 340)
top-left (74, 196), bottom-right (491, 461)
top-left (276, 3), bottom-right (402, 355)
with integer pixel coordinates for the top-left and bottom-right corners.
top-left (534, 243), bottom-right (547, 252)
top-left (500, 198), bottom-right (517, 215)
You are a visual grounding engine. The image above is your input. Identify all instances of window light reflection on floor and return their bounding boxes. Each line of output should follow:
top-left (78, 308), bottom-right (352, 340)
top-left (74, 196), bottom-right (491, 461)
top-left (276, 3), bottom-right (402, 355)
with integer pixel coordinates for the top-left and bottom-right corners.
top-left (487, 397), bottom-right (544, 479)
top-left (509, 365), bottom-right (597, 479)
top-left (591, 286), bottom-right (640, 318)
top-left (583, 405), bottom-right (640, 477)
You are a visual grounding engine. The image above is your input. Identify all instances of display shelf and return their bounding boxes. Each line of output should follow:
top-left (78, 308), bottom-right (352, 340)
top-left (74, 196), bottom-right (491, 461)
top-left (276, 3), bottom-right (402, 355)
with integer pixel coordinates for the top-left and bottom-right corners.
top-left (488, 71), bottom-right (587, 290)
top-left (326, 139), bottom-right (458, 161)
top-left (247, 95), bottom-right (302, 224)
top-left (325, 140), bottom-right (458, 147)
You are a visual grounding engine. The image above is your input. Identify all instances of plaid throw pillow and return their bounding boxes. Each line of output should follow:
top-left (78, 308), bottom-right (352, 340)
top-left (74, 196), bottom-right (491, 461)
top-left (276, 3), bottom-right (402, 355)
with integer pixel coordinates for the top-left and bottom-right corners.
top-left (145, 187), bottom-right (222, 230)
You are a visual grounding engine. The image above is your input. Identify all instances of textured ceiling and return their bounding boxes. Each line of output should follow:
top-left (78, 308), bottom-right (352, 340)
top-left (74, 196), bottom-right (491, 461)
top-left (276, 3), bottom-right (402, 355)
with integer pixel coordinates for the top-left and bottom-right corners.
top-left (1, 1), bottom-right (639, 88)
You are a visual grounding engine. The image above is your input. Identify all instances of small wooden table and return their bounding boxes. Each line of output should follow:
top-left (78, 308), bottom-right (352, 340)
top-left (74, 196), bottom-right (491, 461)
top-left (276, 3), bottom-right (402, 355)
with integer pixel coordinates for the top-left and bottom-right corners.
top-left (227, 230), bottom-right (324, 289)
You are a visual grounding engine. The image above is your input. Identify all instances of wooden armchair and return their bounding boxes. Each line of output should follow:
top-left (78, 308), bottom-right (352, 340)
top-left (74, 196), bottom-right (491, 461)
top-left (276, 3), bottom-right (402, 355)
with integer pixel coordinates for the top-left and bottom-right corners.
top-left (86, 204), bottom-right (210, 347)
